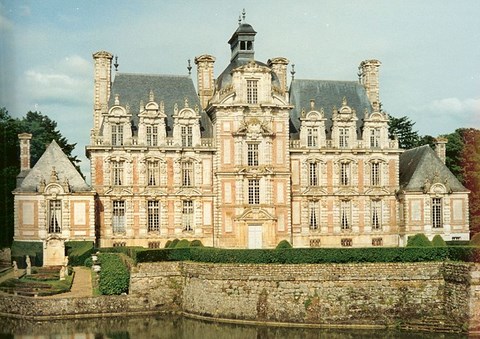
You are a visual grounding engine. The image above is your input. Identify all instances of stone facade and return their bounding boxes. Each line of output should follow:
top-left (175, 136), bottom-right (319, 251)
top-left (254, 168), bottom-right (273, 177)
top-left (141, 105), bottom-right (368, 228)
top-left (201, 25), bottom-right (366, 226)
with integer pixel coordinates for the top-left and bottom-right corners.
top-left (83, 17), bottom-right (469, 249)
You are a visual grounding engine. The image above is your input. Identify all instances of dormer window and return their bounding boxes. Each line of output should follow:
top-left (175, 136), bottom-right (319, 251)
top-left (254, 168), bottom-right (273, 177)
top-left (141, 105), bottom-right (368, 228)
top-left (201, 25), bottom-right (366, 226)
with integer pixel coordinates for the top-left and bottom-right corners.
top-left (247, 80), bottom-right (258, 104)
top-left (339, 128), bottom-right (349, 148)
top-left (181, 125), bottom-right (193, 147)
top-left (307, 128), bottom-right (318, 147)
top-left (370, 128), bottom-right (380, 148)
top-left (146, 125), bottom-right (158, 146)
top-left (111, 124), bottom-right (123, 146)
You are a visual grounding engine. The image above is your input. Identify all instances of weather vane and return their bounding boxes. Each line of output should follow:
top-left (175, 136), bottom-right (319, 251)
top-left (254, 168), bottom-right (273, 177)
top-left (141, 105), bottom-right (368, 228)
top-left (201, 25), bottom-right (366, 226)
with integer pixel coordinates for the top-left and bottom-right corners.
top-left (114, 55), bottom-right (119, 71)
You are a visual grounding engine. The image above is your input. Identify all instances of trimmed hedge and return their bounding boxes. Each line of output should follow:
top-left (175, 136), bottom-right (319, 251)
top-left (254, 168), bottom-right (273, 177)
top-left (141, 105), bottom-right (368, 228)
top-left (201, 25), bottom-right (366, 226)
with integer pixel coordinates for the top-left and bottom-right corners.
top-left (11, 241), bottom-right (43, 268)
top-left (98, 253), bottom-right (130, 295)
top-left (65, 241), bottom-right (94, 266)
top-left (276, 240), bottom-right (293, 249)
top-left (190, 240), bottom-right (204, 247)
top-left (98, 246), bottom-right (143, 263)
top-left (131, 246), bottom-right (480, 264)
top-left (175, 239), bottom-right (190, 248)
top-left (431, 235), bottom-right (447, 247)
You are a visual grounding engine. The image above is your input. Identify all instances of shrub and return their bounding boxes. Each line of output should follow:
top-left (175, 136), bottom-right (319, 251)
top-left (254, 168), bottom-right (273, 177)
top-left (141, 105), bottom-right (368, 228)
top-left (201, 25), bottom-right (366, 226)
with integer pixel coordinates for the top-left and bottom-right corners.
top-left (175, 239), bottom-right (190, 248)
top-left (11, 241), bottom-right (43, 268)
top-left (164, 240), bottom-right (172, 248)
top-left (98, 253), bottom-right (130, 295)
top-left (168, 239), bottom-right (180, 248)
top-left (431, 235), bottom-right (447, 247)
top-left (65, 241), bottom-right (95, 266)
top-left (276, 240), bottom-right (292, 249)
top-left (190, 240), bottom-right (204, 247)
top-left (406, 234), bottom-right (432, 247)
top-left (97, 246), bottom-right (143, 263)
top-left (84, 257), bottom-right (93, 268)
top-left (470, 233), bottom-right (480, 246)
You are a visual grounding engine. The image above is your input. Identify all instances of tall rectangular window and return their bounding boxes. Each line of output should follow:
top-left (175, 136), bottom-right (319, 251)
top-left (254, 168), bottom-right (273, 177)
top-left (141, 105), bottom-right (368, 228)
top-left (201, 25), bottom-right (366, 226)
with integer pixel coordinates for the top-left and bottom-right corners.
top-left (48, 200), bottom-right (62, 233)
top-left (341, 200), bottom-right (351, 230)
top-left (182, 200), bottom-right (194, 231)
top-left (112, 201), bottom-right (125, 233)
top-left (247, 143), bottom-right (259, 166)
top-left (370, 128), bottom-right (380, 148)
top-left (248, 179), bottom-right (260, 205)
top-left (147, 201), bottom-right (160, 232)
top-left (307, 128), bottom-right (318, 147)
top-left (247, 80), bottom-right (258, 104)
top-left (182, 161), bottom-right (193, 187)
top-left (371, 200), bottom-right (381, 230)
top-left (181, 125), bottom-right (193, 147)
top-left (111, 124), bottom-right (123, 146)
top-left (146, 126), bottom-right (158, 146)
top-left (147, 161), bottom-right (159, 186)
top-left (432, 198), bottom-right (443, 228)
top-left (371, 162), bottom-right (380, 186)
top-left (339, 128), bottom-right (349, 148)
top-left (112, 161), bottom-right (124, 186)
top-left (309, 162), bottom-right (319, 186)
top-left (340, 162), bottom-right (350, 186)
top-left (309, 201), bottom-right (319, 230)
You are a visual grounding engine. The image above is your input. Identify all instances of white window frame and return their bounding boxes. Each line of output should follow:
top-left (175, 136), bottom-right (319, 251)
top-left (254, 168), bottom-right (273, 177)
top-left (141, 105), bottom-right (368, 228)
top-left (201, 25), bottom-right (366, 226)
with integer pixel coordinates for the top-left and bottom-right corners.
top-left (371, 162), bottom-right (380, 186)
top-left (111, 124), bottom-right (123, 146)
top-left (341, 200), bottom-right (351, 230)
top-left (340, 162), bottom-right (350, 186)
top-left (112, 200), bottom-right (126, 234)
top-left (247, 143), bottom-right (259, 166)
top-left (309, 162), bottom-right (319, 186)
top-left (146, 125), bottom-right (158, 146)
top-left (371, 200), bottom-right (382, 230)
top-left (182, 161), bottom-right (194, 187)
top-left (248, 179), bottom-right (260, 205)
top-left (48, 200), bottom-right (62, 233)
top-left (182, 200), bottom-right (194, 231)
top-left (432, 197), bottom-right (443, 228)
top-left (307, 127), bottom-right (318, 147)
top-left (339, 128), bottom-right (349, 148)
top-left (370, 128), bottom-right (380, 148)
top-left (147, 160), bottom-right (159, 186)
top-left (181, 125), bottom-right (193, 147)
top-left (309, 201), bottom-right (319, 230)
top-left (247, 79), bottom-right (258, 104)
top-left (112, 161), bottom-right (124, 186)
top-left (147, 200), bottom-right (160, 232)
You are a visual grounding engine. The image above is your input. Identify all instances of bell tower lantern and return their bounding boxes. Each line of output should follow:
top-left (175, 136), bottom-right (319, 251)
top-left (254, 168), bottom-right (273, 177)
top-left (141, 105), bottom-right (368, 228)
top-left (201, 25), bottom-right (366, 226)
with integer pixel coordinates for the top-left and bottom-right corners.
top-left (228, 10), bottom-right (257, 62)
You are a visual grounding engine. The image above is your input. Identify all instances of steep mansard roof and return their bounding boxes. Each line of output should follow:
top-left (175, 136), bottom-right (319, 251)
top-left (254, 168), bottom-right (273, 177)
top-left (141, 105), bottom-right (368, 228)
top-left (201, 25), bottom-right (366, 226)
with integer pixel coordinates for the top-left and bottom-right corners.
top-left (16, 140), bottom-right (90, 193)
top-left (107, 73), bottom-right (213, 138)
top-left (288, 79), bottom-right (373, 139)
top-left (399, 145), bottom-right (468, 192)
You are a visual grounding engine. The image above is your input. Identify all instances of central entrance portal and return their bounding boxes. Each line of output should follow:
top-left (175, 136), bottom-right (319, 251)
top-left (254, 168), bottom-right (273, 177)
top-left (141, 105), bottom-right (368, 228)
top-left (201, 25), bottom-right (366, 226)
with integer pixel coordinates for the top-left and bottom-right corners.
top-left (248, 225), bottom-right (263, 249)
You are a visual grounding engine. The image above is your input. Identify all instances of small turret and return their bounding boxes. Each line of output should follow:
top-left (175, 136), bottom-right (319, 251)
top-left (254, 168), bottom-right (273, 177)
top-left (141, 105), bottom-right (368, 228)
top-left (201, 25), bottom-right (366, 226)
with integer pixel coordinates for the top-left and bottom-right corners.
top-left (228, 10), bottom-right (256, 62)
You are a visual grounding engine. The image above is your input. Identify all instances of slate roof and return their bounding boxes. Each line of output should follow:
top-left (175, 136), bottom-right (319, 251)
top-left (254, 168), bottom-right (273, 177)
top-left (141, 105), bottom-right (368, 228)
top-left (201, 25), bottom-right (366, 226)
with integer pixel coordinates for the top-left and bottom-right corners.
top-left (289, 79), bottom-right (373, 139)
top-left (107, 73), bottom-right (213, 138)
top-left (16, 140), bottom-right (91, 193)
top-left (399, 145), bottom-right (468, 192)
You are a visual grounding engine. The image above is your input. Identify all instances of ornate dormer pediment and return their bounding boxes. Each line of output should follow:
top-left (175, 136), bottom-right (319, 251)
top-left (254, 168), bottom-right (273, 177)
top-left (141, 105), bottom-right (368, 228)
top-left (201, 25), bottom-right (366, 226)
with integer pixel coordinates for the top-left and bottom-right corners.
top-left (236, 207), bottom-right (276, 221)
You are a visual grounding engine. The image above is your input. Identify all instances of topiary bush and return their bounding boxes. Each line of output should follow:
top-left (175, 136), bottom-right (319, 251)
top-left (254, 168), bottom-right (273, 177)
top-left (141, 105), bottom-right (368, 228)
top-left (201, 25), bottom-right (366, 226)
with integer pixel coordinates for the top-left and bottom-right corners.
top-left (406, 233), bottom-right (432, 247)
top-left (276, 240), bottom-right (292, 249)
top-left (190, 240), bottom-right (204, 247)
top-left (98, 253), bottom-right (130, 295)
top-left (168, 239), bottom-right (180, 248)
top-left (175, 239), bottom-right (191, 248)
top-left (431, 235), bottom-right (447, 247)
top-left (164, 240), bottom-right (172, 248)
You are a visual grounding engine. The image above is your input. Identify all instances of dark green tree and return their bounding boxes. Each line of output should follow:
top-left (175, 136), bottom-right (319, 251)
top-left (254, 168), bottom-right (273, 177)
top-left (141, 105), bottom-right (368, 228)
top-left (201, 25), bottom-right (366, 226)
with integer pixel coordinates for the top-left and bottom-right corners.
top-left (0, 108), bottom-right (81, 247)
top-left (388, 115), bottom-right (421, 149)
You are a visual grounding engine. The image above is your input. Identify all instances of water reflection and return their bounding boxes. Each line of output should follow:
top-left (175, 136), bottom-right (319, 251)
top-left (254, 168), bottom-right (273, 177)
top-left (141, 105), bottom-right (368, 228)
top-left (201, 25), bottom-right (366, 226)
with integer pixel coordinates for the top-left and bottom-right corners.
top-left (0, 315), bottom-right (467, 339)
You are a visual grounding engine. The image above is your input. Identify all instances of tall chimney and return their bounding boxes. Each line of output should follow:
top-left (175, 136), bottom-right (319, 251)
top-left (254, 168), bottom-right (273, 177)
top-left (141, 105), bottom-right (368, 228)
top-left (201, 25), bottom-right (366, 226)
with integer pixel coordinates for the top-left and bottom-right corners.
top-left (18, 133), bottom-right (32, 171)
top-left (435, 137), bottom-right (447, 164)
top-left (359, 59), bottom-right (381, 111)
top-left (268, 57), bottom-right (289, 95)
top-left (194, 55), bottom-right (216, 110)
top-left (92, 51), bottom-right (113, 137)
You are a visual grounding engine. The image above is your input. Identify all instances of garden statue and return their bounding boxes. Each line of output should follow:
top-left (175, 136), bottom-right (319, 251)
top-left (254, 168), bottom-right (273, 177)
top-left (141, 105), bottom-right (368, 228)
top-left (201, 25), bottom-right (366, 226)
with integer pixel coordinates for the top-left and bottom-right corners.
top-left (25, 255), bottom-right (31, 275)
top-left (12, 261), bottom-right (18, 279)
top-left (59, 266), bottom-right (66, 281)
top-left (64, 256), bottom-right (69, 276)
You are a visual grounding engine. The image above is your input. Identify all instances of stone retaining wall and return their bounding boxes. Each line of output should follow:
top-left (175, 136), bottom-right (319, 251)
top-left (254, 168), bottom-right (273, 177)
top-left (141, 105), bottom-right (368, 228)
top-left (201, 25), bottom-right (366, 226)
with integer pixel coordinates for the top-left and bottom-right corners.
top-left (1, 261), bottom-right (480, 333)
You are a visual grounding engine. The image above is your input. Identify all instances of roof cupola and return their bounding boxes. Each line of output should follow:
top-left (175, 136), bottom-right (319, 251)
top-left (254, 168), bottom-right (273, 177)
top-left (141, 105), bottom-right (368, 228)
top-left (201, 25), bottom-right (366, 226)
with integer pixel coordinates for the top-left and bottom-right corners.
top-left (228, 9), bottom-right (256, 62)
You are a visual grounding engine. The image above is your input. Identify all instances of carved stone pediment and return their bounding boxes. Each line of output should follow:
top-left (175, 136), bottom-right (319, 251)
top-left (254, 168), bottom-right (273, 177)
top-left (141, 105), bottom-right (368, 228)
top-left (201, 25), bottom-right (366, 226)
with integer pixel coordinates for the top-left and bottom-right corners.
top-left (234, 118), bottom-right (274, 139)
top-left (174, 187), bottom-right (202, 197)
top-left (105, 187), bottom-right (133, 196)
top-left (238, 166), bottom-right (274, 175)
top-left (334, 187), bottom-right (358, 196)
top-left (302, 187), bottom-right (327, 196)
top-left (236, 207), bottom-right (276, 221)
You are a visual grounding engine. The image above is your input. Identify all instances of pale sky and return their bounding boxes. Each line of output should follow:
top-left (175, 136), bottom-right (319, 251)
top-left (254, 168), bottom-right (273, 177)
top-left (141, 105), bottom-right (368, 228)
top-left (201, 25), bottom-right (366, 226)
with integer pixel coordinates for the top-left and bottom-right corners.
top-left (1, 0), bottom-right (480, 181)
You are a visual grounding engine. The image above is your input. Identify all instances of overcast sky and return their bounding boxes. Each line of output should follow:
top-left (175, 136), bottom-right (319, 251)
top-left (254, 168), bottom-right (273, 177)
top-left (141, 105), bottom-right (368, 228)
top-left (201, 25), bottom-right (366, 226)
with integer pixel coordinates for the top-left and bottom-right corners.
top-left (1, 0), bottom-right (480, 181)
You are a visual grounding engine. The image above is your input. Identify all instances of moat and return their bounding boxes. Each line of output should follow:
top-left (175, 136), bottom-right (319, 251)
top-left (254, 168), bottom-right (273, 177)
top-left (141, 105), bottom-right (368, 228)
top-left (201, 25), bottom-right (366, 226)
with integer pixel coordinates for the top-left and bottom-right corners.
top-left (0, 315), bottom-right (467, 338)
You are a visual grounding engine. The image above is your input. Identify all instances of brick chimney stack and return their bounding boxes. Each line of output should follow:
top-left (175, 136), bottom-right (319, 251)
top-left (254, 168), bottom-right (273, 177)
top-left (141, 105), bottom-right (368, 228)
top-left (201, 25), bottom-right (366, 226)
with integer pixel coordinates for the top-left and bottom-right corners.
top-left (92, 51), bottom-right (113, 139)
top-left (435, 137), bottom-right (448, 164)
top-left (194, 55), bottom-right (216, 110)
top-left (18, 133), bottom-right (32, 171)
top-left (268, 57), bottom-right (289, 97)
